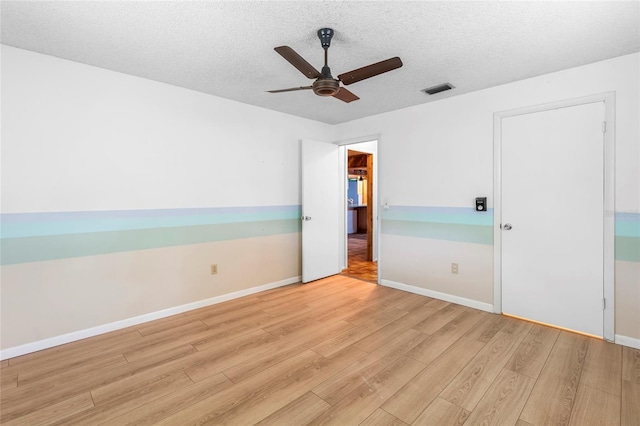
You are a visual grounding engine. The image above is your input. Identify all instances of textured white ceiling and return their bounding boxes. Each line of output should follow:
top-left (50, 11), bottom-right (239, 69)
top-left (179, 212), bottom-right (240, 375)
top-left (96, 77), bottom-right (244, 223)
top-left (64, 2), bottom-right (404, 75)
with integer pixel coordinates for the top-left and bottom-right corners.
top-left (2, 1), bottom-right (639, 124)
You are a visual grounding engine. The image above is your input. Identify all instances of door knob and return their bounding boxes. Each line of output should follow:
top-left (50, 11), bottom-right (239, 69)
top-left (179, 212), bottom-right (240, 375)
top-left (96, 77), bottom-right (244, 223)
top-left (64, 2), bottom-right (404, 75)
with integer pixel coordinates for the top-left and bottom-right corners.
top-left (503, 223), bottom-right (512, 230)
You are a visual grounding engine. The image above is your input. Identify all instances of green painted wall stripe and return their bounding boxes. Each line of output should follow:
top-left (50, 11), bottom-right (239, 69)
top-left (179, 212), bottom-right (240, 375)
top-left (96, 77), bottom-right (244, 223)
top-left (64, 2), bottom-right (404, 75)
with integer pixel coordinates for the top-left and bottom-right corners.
top-left (382, 219), bottom-right (493, 245)
top-left (383, 220), bottom-right (638, 261)
top-left (1, 219), bottom-right (300, 265)
top-left (615, 236), bottom-right (640, 262)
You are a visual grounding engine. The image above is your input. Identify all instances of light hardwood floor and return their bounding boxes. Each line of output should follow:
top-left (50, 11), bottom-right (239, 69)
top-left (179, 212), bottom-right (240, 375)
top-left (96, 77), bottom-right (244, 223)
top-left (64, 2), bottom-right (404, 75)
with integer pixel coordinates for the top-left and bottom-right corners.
top-left (1, 276), bottom-right (638, 425)
top-left (341, 234), bottom-right (377, 283)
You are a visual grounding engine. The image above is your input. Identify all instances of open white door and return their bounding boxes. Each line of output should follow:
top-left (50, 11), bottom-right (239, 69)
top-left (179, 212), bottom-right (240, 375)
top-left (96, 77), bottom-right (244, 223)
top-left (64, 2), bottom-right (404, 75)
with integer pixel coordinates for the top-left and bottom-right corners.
top-left (302, 139), bottom-right (341, 283)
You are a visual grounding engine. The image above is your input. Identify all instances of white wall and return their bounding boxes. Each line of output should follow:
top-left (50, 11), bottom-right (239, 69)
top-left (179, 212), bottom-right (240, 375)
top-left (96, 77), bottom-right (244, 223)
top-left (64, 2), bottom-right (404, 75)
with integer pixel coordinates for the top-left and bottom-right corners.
top-left (1, 46), bottom-right (331, 212)
top-left (0, 46), bottom-right (332, 354)
top-left (1, 45), bottom-right (638, 355)
top-left (336, 53), bottom-right (638, 209)
top-left (334, 53), bottom-right (640, 340)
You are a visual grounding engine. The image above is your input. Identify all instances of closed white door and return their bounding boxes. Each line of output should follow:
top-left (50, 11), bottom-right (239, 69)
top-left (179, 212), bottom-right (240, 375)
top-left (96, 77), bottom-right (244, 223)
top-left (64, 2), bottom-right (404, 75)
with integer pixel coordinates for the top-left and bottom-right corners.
top-left (501, 102), bottom-right (605, 337)
top-left (302, 139), bottom-right (341, 283)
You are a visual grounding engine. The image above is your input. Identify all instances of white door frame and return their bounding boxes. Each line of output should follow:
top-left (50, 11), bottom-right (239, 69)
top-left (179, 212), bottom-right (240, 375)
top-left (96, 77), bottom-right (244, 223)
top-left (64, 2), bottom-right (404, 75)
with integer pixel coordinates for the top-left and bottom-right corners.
top-left (336, 134), bottom-right (381, 284)
top-left (493, 92), bottom-right (615, 341)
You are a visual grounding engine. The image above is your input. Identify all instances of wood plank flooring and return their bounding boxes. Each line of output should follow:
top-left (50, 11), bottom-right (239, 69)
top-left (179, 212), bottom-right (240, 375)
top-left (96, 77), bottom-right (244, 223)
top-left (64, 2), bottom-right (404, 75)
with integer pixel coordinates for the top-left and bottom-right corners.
top-left (341, 233), bottom-right (377, 283)
top-left (1, 276), bottom-right (637, 425)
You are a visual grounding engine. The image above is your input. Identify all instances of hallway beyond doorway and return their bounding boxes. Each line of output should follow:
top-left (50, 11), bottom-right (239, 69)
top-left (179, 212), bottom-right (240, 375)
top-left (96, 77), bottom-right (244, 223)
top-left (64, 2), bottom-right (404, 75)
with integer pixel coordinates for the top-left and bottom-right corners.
top-left (341, 233), bottom-right (377, 283)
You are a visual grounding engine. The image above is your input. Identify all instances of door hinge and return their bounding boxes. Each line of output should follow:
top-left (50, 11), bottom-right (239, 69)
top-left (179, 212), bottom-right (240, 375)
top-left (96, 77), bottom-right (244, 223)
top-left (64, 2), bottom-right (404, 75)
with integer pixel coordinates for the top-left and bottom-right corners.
top-left (602, 121), bottom-right (607, 133)
top-left (603, 298), bottom-right (606, 310)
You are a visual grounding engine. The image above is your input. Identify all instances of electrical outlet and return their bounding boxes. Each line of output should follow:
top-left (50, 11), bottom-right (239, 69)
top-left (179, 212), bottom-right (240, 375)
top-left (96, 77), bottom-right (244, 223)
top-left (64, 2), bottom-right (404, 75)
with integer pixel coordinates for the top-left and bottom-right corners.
top-left (211, 264), bottom-right (218, 275)
top-left (451, 263), bottom-right (459, 274)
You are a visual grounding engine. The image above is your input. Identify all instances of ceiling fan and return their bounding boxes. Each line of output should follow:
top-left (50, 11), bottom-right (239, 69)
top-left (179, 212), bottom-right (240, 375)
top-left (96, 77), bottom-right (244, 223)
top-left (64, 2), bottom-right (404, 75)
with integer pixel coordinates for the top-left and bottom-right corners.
top-left (268, 28), bottom-right (403, 103)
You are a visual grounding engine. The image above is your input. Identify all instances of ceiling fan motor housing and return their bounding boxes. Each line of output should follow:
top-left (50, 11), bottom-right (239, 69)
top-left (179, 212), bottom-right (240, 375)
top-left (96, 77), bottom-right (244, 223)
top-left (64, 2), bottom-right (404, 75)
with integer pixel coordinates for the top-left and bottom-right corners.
top-left (318, 28), bottom-right (334, 48)
top-left (313, 78), bottom-right (339, 96)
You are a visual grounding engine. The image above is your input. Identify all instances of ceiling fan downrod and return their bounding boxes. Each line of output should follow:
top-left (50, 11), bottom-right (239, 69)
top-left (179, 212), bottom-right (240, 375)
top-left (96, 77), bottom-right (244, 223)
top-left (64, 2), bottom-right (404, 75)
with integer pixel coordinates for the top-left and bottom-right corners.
top-left (314, 27), bottom-right (339, 96)
top-left (318, 28), bottom-right (333, 77)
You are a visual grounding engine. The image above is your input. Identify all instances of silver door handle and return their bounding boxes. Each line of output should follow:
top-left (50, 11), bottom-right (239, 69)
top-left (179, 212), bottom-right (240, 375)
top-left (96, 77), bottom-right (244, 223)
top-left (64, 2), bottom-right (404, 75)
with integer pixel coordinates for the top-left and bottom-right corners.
top-left (503, 223), bottom-right (512, 230)
top-left (301, 216), bottom-right (312, 221)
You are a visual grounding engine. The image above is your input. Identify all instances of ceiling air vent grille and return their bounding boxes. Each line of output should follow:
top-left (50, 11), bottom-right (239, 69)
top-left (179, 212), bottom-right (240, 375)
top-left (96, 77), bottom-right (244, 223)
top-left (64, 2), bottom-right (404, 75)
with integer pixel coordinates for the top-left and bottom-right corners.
top-left (422, 83), bottom-right (454, 95)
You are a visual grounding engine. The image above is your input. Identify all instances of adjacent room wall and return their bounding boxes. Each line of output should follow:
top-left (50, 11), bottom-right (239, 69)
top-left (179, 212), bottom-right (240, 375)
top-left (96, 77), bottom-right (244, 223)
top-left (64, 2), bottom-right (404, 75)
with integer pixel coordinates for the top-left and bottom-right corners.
top-left (0, 46), bottom-right (332, 353)
top-left (333, 53), bottom-right (640, 341)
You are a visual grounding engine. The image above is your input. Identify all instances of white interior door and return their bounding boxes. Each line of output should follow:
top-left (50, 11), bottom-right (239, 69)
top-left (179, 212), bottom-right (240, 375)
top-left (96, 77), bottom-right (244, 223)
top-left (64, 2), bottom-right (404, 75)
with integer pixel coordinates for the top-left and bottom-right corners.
top-left (302, 139), bottom-right (341, 283)
top-left (501, 102), bottom-right (605, 337)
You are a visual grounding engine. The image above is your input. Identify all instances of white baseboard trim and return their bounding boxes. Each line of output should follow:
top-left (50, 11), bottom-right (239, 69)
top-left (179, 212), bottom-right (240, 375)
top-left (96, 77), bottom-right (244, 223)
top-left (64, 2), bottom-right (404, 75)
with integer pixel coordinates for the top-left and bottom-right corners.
top-left (380, 279), bottom-right (494, 313)
top-left (615, 334), bottom-right (640, 349)
top-left (0, 276), bottom-right (301, 361)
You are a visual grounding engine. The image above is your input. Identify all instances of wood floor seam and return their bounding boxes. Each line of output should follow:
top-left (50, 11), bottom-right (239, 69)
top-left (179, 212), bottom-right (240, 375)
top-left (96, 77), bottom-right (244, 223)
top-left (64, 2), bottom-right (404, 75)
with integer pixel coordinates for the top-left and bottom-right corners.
top-left (514, 371), bottom-right (539, 426)
top-left (310, 389), bottom-right (331, 406)
top-left (577, 381), bottom-right (624, 398)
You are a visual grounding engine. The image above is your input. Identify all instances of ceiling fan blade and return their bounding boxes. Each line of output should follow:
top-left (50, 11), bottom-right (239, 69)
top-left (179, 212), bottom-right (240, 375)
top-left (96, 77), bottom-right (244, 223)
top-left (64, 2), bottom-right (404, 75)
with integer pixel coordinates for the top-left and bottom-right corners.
top-left (274, 46), bottom-right (322, 79)
top-left (267, 86), bottom-right (313, 93)
top-left (332, 87), bottom-right (359, 103)
top-left (338, 57), bottom-right (403, 85)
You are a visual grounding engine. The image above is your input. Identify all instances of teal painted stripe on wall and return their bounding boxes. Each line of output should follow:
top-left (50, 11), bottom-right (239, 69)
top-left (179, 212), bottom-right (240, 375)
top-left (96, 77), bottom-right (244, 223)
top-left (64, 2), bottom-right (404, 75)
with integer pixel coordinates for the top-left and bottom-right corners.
top-left (1, 219), bottom-right (300, 265)
top-left (381, 206), bottom-right (492, 245)
top-left (616, 222), bottom-right (639, 237)
top-left (382, 206), bottom-right (493, 226)
top-left (1, 205), bottom-right (301, 239)
top-left (382, 219), bottom-right (493, 245)
top-left (615, 214), bottom-right (640, 238)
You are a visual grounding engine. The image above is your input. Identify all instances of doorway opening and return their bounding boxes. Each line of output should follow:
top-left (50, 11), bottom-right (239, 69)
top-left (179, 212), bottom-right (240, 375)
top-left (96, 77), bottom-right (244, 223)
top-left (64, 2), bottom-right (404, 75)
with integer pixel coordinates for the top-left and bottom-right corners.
top-left (341, 148), bottom-right (377, 283)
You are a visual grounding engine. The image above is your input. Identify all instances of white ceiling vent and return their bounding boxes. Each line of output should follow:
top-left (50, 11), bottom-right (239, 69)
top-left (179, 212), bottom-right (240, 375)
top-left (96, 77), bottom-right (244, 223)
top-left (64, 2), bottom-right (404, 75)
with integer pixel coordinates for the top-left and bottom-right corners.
top-left (422, 83), bottom-right (455, 95)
